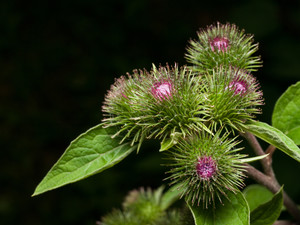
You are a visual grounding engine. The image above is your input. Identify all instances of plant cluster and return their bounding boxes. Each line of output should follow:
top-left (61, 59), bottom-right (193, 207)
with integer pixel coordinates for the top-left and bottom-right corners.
top-left (101, 22), bottom-right (263, 207)
top-left (97, 187), bottom-right (188, 225)
top-left (33, 22), bottom-right (300, 225)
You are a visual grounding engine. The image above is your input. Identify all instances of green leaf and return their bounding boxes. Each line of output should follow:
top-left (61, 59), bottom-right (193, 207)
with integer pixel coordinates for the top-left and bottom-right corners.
top-left (160, 183), bottom-right (182, 210)
top-left (32, 125), bottom-right (136, 196)
top-left (243, 184), bottom-right (273, 211)
top-left (244, 121), bottom-right (300, 162)
top-left (187, 190), bottom-right (250, 225)
top-left (160, 132), bottom-right (182, 152)
top-left (160, 138), bottom-right (175, 152)
top-left (250, 186), bottom-right (283, 225)
top-left (272, 82), bottom-right (300, 145)
top-left (285, 127), bottom-right (300, 146)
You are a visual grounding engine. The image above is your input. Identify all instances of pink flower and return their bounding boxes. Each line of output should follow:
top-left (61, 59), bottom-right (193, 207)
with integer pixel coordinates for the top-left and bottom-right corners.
top-left (151, 81), bottom-right (173, 101)
top-left (228, 79), bottom-right (248, 95)
top-left (196, 156), bottom-right (217, 180)
top-left (210, 37), bottom-right (229, 52)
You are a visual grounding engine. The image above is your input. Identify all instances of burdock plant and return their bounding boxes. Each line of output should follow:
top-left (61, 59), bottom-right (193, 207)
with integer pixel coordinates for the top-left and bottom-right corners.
top-left (33, 22), bottom-right (300, 225)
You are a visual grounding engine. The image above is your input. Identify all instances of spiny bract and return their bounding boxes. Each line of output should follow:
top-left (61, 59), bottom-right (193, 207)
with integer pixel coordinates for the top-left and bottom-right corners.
top-left (201, 66), bottom-right (264, 132)
top-left (186, 22), bottom-right (262, 73)
top-left (165, 130), bottom-right (246, 208)
top-left (102, 64), bottom-right (210, 150)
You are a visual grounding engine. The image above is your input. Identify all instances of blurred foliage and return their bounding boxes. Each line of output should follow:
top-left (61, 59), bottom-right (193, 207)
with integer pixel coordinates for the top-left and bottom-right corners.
top-left (1, 0), bottom-right (300, 224)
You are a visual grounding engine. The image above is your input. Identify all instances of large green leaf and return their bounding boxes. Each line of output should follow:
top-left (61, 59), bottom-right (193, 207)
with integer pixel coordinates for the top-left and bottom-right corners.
top-left (187, 190), bottom-right (250, 225)
top-left (32, 125), bottom-right (136, 196)
top-left (243, 184), bottom-right (273, 212)
top-left (244, 121), bottom-right (300, 162)
top-left (250, 187), bottom-right (283, 225)
top-left (272, 82), bottom-right (300, 145)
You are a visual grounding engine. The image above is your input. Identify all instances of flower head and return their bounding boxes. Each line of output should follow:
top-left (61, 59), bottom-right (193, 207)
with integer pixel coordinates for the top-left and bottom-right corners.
top-left (202, 66), bottom-right (263, 132)
top-left (102, 64), bottom-right (209, 150)
top-left (186, 22), bottom-right (262, 72)
top-left (141, 64), bottom-right (209, 142)
top-left (101, 69), bottom-right (148, 148)
top-left (165, 131), bottom-right (246, 208)
top-left (99, 187), bottom-right (185, 225)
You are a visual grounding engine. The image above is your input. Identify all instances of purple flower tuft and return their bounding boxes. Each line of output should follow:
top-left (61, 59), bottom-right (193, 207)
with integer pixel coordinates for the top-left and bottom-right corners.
top-left (196, 156), bottom-right (217, 180)
top-left (228, 79), bottom-right (248, 95)
top-left (151, 81), bottom-right (173, 101)
top-left (210, 37), bottom-right (229, 52)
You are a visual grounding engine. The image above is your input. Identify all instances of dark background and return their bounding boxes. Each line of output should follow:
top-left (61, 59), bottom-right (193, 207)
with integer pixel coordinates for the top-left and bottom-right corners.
top-left (1, 0), bottom-right (300, 224)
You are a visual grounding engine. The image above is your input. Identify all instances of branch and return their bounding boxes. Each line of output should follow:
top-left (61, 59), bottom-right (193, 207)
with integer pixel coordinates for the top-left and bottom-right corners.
top-left (266, 144), bottom-right (277, 157)
top-left (274, 221), bottom-right (298, 225)
top-left (242, 132), bottom-right (275, 178)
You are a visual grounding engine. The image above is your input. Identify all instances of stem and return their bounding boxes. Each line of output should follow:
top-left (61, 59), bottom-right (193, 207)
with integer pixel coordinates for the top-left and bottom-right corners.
top-left (242, 132), bottom-right (265, 156)
top-left (246, 165), bottom-right (300, 224)
top-left (242, 132), bottom-right (275, 177)
top-left (266, 144), bottom-right (277, 157)
top-left (245, 164), bottom-right (279, 192)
